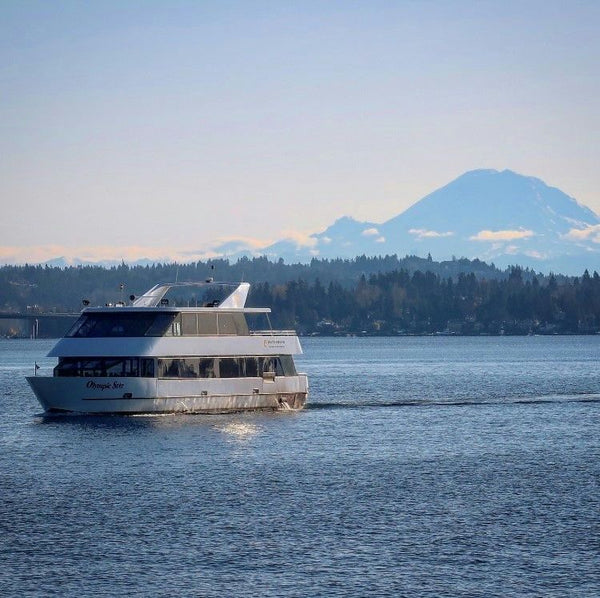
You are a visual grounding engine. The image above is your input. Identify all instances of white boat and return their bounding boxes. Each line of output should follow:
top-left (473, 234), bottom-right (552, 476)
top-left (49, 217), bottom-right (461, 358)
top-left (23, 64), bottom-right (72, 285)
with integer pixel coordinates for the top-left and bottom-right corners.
top-left (27, 281), bottom-right (308, 414)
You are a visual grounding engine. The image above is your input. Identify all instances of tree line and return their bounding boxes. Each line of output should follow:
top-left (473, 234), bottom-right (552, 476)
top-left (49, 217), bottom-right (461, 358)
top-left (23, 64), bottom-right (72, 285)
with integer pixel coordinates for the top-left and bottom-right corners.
top-left (0, 254), bottom-right (507, 313)
top-left (249, 267), bottom-right (600, 335)
top-left (0, 256), bottom-right (598, 335)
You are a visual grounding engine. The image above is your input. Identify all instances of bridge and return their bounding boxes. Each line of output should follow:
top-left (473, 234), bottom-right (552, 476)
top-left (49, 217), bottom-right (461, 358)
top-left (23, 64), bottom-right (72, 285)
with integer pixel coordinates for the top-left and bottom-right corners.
top-left (0, 311), bottom-right (80, 338)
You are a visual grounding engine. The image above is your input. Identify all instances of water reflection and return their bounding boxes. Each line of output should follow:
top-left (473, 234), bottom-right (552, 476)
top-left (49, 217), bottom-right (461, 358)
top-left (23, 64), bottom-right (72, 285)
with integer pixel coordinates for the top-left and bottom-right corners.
top-left (35, 410), bottom-right (274, 440)
top-left (213, 420), bottom-right (263, 442)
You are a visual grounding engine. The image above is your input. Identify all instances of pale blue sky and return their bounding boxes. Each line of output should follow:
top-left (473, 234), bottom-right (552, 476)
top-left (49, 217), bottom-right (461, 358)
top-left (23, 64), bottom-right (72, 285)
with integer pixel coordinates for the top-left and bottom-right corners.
top-left (1, 0), bottom-right (599, 263)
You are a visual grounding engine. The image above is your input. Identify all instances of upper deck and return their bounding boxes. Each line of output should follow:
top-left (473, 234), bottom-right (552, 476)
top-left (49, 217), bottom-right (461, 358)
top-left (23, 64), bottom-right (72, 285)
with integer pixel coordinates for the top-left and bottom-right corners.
top-left (47, 281), bottom-right (302, 357)
top-left (66, 281), bottom-right (286, 339)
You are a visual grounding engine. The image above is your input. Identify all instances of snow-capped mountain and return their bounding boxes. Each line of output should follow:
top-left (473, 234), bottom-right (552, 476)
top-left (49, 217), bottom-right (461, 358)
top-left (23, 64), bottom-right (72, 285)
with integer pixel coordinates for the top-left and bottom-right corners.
top-left (256, 169), bottom-right (600, 273)
top-left (25, 169), bottom-right (600, 275)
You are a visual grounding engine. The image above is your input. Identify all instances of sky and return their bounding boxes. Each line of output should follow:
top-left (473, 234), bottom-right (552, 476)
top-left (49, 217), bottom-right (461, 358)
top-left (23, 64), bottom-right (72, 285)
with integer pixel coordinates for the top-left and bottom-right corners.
top-left (1, 0), bottom-right (599, 264)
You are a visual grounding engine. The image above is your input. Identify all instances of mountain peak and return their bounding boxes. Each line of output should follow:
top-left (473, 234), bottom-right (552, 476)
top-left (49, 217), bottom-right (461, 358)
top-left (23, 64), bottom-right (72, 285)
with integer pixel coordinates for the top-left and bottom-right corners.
top-left (459, 168), bottom-right (501, 178)
top-left (228, 169), bottom-right (600, 274)
top-left (457, 168), bottom-right (544, 183)
top-left (316, 216), bottom-right (376, 238)
top-left (332, 216), bottom-right (362, 225)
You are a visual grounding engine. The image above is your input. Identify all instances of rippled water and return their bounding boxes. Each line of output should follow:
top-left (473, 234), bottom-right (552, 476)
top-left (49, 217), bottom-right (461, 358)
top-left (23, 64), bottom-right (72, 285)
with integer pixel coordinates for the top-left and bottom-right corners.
top-left (1, 337), bottom-right (600, 596)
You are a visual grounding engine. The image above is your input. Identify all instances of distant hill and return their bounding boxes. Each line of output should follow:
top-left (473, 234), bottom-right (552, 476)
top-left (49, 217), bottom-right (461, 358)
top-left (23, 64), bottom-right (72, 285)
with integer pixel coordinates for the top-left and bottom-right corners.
top-left (255, 169), bottom-right (600, 274)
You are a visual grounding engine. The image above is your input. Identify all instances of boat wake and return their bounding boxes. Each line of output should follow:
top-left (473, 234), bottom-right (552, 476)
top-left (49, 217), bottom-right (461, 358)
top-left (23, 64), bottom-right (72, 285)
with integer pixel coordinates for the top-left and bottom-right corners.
top-left (308, 393), bottom-right (600, 410)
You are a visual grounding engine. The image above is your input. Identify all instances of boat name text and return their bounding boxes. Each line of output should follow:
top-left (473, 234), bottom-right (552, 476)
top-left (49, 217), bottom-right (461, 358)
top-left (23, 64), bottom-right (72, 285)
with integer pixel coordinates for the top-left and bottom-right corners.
top-left (86, 380), bottom-right (125, 391)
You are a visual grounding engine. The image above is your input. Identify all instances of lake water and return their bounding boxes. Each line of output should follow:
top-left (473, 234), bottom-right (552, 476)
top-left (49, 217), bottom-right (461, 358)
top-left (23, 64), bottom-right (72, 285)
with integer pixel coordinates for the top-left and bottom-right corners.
top-left (1, 336), bottom-right (599, 597)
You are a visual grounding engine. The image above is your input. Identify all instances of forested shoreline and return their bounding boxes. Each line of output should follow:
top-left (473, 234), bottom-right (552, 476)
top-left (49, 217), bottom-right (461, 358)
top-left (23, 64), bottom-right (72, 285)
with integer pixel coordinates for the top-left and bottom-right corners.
top-left (1, 256), bottom-right (599, 336)
top-left (251, 268), bottom-right (600, 335)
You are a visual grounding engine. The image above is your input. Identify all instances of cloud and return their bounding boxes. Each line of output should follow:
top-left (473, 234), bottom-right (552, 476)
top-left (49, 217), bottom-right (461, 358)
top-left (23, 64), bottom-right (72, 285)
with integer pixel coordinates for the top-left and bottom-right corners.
top-left (320, 236), bottom-right (332, 245)
top-left (563, 224), bottom-right (600, 243)
top-left (503, 247), bottom-right (546, 259)
top-left (409, 229), bottom-right (454, 239)
top-left (361, 228), bottom-right (380, 237)
top-left (362, 228), bottom-right (386, 243)
top-left (279, 230), bottom-right (318, 248)
top-left (469, 229), bottom-right (535, 242)
top-left (0, 229), bottom-right (324, 264)
top-left (214, 236), bottom-right (270, 250)
top-left (0, 245), bottom-right (221, 265)
top-left (523, 250), bottom-right (547, 259)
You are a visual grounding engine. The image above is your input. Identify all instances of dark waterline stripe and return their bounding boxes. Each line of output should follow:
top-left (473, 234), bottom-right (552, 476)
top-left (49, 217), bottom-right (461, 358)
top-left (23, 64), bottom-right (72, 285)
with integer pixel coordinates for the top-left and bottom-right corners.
top-left (308, 395), bottom-right (600, 410)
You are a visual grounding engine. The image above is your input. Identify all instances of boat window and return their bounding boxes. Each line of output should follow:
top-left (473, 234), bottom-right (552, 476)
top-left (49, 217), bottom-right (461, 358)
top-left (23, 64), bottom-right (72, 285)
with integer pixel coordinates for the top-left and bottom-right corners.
top-left (217, 314), bottom-right (236, 335)
top-left (124, 358), bottom-right (139, 377)
top-left (79, 359), bottom-right (105, 376)
top-left (145, 313), bottom-right (176, 336)
top-left (173, 359), bottom-right (197, 378)
top-left (158, 357), bottom-right (216, 378)
top-left (219, 358), bottom-right (242, 378)
top-left (153, 355), bottom-right (298, 379)
top-left (233, 314), bottom-right (249, 335)
top-left (53, 357), bottom-right (152, 377)
top-left (244, 357), bottom-right (258, 378)
top-left (256, 356), bottom-right (297, 376)
top-left (198, 358), bottom-right (216, 378)
top-left (157, 359), bottom-right (169, 377)
top-left (105, 358), bottom-right (125, 376)
top-left (260, 357), bottom-right (276, 375)
top-left (278, 355), bottom-right (297, 376)
top-left (54, 357), bottom-right (80, 377)
top-left (182, 313), bottom-right (197, 335)
top-left (219, 314), bottom-right (250, 335)
top-left (65, 317), bottom-right (92, 338)
top-left (102, 358), bottom-right (140, 377)
top-left (197, 314), bottom-right (218, 335)
top-left (67, 312), bottom-right (176, 338)
top-left (141, 359), bottom-right (155, 377)
top-left (146, 312), bottom-right (251, 336)
top-left (159, 358), bottom-right (182, 378)
top-left (245, 312), bottom-right (272, 333)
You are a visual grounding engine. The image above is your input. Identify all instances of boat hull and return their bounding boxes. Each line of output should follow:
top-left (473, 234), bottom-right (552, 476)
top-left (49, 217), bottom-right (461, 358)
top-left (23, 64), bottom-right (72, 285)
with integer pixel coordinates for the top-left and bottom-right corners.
top-left (26, 375), bottom-right (308, 414)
